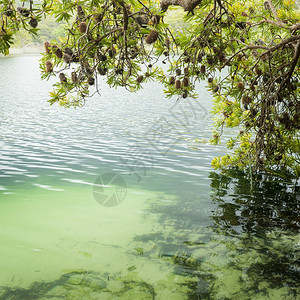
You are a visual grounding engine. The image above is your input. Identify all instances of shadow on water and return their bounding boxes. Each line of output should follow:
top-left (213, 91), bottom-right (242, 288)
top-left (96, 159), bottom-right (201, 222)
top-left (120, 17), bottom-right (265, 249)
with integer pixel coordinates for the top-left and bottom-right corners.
top-left (1, 171), bottom-right (299, 299)
top-left (207, 170), bottom-right (300, 299)
top-left (131, 171), bottom-right (300, 299)
top-left (0, 270), bottom-right (156, 299)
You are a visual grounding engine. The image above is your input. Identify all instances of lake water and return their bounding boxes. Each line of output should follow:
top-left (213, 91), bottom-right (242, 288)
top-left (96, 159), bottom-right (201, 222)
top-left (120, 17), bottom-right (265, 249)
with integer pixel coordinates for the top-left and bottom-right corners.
top-left (0, 55), bottom-right (299, 299)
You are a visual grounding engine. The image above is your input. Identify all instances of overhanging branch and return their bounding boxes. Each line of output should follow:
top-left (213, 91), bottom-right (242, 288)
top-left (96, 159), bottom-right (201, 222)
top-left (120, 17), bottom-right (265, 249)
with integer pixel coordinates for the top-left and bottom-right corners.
top-left (279, 40), bottom-right (300, 91)
top-left (160, 0), bottom-right (202, 13)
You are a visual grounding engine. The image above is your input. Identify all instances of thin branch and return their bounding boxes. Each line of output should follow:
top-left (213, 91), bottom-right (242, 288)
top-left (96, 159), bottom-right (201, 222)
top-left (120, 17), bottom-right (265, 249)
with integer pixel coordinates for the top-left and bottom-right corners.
top-left (136, 0), bottom-right (152, 14)
top-left (266, 0), bottom-right (284, 27)
top-left (257, 19), bottom-right (286, 28)
top-left (279, 40), bottom-right (300, 91)
top-left (290, 23), bottom-right (300, 31)
top-left (221, 43), bottom-right (269, 68)
top-left (94, 27), bottom-right (123, 44)
top-left (221, 35), bottom-right (300, 68)
top-left (269, 34), bottom-right (300, 51)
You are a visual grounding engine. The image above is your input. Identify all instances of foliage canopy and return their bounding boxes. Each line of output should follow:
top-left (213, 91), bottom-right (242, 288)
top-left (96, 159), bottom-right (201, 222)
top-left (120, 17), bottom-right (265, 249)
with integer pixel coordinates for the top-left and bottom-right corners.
top-left (1, 0), bottom-right (300, 179)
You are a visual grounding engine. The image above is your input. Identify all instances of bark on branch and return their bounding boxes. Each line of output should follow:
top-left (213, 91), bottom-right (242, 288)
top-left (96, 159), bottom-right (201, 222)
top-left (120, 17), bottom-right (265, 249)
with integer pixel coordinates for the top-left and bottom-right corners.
top-left (221, 35), bottom-right (300, 69)
top-left (290, 23), bottom-right (300, 32)
top-left (266, 0), bottom-right (285, 27)
top-left (160, 0), bottom-right (202, 12)
top-left (279, 40), bottom-right (300, 91)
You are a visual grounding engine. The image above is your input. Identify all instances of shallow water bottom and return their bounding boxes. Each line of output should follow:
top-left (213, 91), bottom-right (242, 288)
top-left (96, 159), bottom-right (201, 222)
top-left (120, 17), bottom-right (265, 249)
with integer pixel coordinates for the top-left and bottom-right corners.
top-left (0, 186), bottom-right (197, 299)
top-left (0, 184), bottom-right (299, 299)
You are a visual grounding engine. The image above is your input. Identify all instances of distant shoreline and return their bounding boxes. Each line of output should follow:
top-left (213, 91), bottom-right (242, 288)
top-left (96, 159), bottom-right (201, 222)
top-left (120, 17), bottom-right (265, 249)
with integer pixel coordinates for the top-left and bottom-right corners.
top-left (0, 45), bottom-right (43, 57)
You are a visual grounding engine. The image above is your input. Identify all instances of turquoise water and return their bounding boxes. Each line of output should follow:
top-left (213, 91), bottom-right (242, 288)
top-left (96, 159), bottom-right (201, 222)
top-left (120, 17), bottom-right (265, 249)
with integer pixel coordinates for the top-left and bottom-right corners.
top-left (0, 55), bottom-right (299, 299)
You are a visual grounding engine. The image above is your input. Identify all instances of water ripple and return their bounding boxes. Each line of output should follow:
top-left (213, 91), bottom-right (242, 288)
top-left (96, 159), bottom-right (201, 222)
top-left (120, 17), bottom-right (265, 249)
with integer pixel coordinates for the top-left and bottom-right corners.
top-left (0, 55), bottom-right (219, 193)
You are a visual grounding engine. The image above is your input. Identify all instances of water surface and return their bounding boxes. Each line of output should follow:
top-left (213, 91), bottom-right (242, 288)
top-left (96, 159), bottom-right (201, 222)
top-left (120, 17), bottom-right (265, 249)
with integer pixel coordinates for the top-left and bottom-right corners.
top-left (0, 55), bottom-right (299, 299)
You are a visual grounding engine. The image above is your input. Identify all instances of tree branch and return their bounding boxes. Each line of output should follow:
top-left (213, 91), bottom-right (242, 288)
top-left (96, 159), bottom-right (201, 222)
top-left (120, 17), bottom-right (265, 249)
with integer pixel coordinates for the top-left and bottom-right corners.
top-left (266, 0), bottom-right (284, 27)
top-left (221, 42), bottom-right (269, 69)
top-left (290, 23), bottom-right (300, 32)
top-left (257, 19), bottom-right (286, 28)
top-left (221, 35), bottom-right (300, 69)
top-left (279, 40), bottom-right (300, 91)
top-left (160, 0), bottom-right (202, 13)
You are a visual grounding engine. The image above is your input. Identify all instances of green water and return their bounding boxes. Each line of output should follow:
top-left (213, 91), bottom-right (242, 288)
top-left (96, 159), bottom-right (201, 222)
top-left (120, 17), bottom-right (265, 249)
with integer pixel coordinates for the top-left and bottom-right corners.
top-left (0, 56), bottom-right (299, 299)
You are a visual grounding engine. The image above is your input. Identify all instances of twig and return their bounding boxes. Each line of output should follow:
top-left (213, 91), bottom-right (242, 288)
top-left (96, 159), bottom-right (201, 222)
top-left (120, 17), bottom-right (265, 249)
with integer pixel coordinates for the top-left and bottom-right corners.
top-left (266, 0), bottom-right (284, 27)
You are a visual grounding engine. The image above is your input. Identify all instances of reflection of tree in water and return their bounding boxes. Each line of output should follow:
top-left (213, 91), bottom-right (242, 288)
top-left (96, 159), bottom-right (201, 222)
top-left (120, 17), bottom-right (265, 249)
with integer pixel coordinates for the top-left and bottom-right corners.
top-left (131, 171), bottom-right (299, 299)
top-left (210, 170), bottom-right (300, 233)
top-left (209, 170), bottom-right (300, 298)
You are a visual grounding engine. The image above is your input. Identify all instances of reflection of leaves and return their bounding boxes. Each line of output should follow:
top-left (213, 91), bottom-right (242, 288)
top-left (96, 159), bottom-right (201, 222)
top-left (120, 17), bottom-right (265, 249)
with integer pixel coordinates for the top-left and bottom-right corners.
top-left (210, 171), bottom-right (300, 234)
top-left (208, 171), bottom-right (300, 297)
top-left (209, 172), bottom-right (232, 191)
top-left (129, 174), bottom-right (299, 298)
top-left (212, 203), bottom-right (241, 226)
